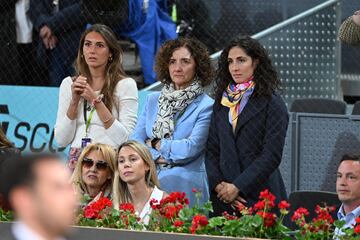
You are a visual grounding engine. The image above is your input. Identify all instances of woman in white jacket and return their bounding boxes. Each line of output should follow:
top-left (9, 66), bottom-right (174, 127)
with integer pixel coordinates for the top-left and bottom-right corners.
top-left (55, 24), bottom-right (138, 170)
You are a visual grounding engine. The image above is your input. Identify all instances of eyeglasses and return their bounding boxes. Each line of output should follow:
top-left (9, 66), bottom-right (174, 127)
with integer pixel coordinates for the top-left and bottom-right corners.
top-left (82, 157), bottom-right (109, 171)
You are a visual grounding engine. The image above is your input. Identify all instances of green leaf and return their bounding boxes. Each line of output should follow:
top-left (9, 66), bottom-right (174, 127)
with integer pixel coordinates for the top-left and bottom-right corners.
top-left (208, 216), bottom-right (225, 228)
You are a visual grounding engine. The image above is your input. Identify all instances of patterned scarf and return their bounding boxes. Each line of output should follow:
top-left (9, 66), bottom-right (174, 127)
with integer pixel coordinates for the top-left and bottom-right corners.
top-left (152, 79), bottom-right (203, 138)
top-left (221, 77), bottom-right (255, 132)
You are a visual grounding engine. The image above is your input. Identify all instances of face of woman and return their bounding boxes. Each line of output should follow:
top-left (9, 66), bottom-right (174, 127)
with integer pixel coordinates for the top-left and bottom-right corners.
top-left (83, 31), bottom-right (112, 69)
top-left (117, 146), bottom-right (150, 185)
top-left (228, 46), bottom-right (257, 84)
top-left (81, 150), bottom-right (111, 191)
top-left (168, 47), bottom-right (196, 90)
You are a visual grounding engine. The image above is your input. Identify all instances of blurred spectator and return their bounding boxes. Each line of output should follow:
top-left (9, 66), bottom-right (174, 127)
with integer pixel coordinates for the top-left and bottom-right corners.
top-left (0, 153), bottom-right (77, 240)
top-left (172, 0), bottom-right (218, 52)
top-left (113, 140), bottom-right (166, 225)
top-left (335, 154), bottom-right (360, 236)
top-left (130, 38), bottom-right (214, 206)
top-left (54, 24), bottom-right (138, 170)
top-left (70, 143), bottom-right (117, 208)
top-left (206, 37), bottom-right (288, 216)
top-left (29, 0), bottom-right (86, 86)
top-left (0, 0), bottom-right (20, 85)
top-left (339, 10), bottom-right (360, 46)
top-left (117, 0), bottom-right (177, 85)
top-left (16, 0), bottom-right (47, 86)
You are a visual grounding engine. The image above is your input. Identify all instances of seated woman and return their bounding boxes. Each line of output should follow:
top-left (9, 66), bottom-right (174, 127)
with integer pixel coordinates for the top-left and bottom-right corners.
top-left (54, 24), bottom-right (138, 171)
top-left (71, 143), bottom-right (117, 207)
top-left (112, 140), bottom-right (166, 225)
top-left (130, 38), bottom-right (214, 206)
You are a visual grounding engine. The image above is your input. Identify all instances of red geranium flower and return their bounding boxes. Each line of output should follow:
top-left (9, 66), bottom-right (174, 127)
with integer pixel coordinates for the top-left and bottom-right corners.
top-left (278, 200), bottom-right (290, 210)
top-left (83, 197), bottom-right (112, 219)
top-left (119, 203), bottom-right (135, 214)
top-left (257, 211), bottom-right (276, 228)
top-left (254, 200), bottom-right (266, 211)
top-left (291, 207), bottom-right (309, 222)
top-left (354, 225), bottom-right (360, 234)
top-left (164, 205), bottom-right (178, 219)
top-left (173, 220), bottom-right (184, 227)
top-left (190, 214), bottom-right (208, 234)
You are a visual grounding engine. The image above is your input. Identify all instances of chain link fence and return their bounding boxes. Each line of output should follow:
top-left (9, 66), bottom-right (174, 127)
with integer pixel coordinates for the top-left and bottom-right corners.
top-left (1, 1), bottom-right (358, 91)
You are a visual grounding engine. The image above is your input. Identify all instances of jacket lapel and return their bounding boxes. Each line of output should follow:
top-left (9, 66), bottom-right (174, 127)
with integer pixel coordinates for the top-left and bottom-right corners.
top-left (234, 96), bottom-right (268, 135)
top-left (175, 95), bottom-right (203, 125)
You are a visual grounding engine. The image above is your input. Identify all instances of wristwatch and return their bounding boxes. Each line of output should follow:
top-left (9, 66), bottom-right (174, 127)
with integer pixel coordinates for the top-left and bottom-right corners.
top-left (151, 138), bottom-right (160, 149)
top-left (91, 94), bottom-right (104, 107)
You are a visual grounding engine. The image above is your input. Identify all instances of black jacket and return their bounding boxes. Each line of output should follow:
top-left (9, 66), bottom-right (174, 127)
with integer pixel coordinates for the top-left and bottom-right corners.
top-left (206, 93), bottom-right (289, 216)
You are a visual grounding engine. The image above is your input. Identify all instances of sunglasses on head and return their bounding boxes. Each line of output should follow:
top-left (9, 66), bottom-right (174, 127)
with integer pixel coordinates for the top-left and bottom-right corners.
top-left (82, 157), bottom-right (108, 170)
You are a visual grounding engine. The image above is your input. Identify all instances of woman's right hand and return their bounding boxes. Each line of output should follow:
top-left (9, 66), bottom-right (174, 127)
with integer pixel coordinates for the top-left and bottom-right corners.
top-left (71, 76), bottom-right (87, 104)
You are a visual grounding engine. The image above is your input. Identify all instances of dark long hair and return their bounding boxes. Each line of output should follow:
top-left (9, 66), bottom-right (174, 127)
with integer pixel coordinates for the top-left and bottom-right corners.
top-left (214, 36), bottom-right (281, 103)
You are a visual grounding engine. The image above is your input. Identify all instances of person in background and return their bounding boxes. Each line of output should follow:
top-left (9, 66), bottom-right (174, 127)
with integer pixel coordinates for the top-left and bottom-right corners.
top-left (0, 0), bottom-right (19, 85)
top-left (113, 140), bottom-right (166, 225)
top-left (29, 0), bottom-right (86, 86)
top-left (130, 38), bottom-right (214, 206)
top-left (335, 154), bottom-right (360, 235)
top-left (55, 24), bottom-right (138, 171)
top-left (16, 0), bottom-right (44, 86)
top-left (339, 10), bottom-right (360, 46)
top-left (206, 36), bottom-right (288, 216)
top-left (70, 143), bottom-right (117, 208)
top-left (0, 153), bottom-right (77, 240)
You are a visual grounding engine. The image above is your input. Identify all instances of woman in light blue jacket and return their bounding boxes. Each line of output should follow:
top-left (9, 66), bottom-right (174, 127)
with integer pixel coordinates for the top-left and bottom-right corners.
top-left (130, 38), bottom-right (214, 206)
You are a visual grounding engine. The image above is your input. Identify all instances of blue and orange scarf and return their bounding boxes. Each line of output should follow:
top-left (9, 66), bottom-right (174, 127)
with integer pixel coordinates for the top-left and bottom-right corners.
top-left (221, 77), bottom-right (255, 132)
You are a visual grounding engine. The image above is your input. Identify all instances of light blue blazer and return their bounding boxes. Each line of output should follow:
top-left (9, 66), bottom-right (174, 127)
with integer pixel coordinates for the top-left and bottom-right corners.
top-left (130, 92), bottom-right (214, 206)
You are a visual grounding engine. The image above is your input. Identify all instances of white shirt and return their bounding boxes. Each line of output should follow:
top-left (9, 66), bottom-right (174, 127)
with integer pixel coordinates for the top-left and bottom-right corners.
top-left (15, 0), bottom-right (33, 44)
top-left (335, 204), bottom-right (360, 236)
top-left (138, 186), bottom-right (164, 225)
top-left (54, 77), bottom-right (138, 149)
top-left (12, 221), bottom-right (65, 240)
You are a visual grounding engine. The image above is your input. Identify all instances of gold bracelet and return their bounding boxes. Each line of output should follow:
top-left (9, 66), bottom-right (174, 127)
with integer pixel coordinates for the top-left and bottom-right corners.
top-left (102, 116), bottom-right (113, 124)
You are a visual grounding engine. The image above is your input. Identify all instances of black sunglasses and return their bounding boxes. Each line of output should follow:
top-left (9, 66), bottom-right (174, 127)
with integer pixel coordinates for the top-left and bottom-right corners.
top-left (82, 157), bottom-right (109, 170)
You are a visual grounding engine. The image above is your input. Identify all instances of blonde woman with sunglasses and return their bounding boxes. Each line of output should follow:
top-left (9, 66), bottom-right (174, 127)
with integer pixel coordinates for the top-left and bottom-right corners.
top-left (71, 143), bottom-right (117, 207)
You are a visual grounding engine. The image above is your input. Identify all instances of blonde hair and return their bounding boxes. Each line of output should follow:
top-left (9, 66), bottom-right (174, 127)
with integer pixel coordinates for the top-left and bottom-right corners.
top-left (75, 24), bottom-right (127, 112)
top-left (112, 140), bottom-right (160, 209)
top-left (70, 143), bottom-right (117, 197)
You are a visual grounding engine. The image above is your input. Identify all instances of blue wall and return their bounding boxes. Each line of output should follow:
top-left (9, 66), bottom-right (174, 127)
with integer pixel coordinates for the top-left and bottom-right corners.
top-left (0, 86), bottom-right (151, 157)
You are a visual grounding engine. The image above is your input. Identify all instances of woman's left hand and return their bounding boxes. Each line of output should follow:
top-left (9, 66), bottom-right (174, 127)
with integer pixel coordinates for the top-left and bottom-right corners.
top-left (217, 182), bottom-right (240, 203)
top-left (81, 83), bottom-right (98, 103)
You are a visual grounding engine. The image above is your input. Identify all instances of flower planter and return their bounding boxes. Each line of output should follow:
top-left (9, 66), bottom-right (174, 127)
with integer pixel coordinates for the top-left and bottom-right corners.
top-left (0, 221), bottom-right (269, 240)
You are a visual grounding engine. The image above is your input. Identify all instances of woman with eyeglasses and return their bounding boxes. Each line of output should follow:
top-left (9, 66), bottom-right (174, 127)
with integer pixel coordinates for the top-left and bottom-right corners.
top-left (71, 143), bottom-right (117, 207)
top-left (112, 140), bottom-right (166, 225)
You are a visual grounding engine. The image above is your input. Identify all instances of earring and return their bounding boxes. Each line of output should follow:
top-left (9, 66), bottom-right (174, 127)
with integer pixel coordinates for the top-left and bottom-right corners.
top-left (109, 56), bottom-right (113, 62)
top-left (81, 54), bottom-right (84, 59)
